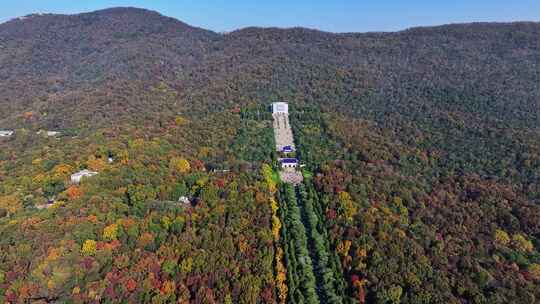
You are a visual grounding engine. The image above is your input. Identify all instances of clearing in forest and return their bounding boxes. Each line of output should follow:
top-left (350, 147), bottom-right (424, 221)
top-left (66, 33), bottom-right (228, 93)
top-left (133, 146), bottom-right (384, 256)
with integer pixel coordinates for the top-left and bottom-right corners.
top-left (271, 102), bottom-right (303, 184)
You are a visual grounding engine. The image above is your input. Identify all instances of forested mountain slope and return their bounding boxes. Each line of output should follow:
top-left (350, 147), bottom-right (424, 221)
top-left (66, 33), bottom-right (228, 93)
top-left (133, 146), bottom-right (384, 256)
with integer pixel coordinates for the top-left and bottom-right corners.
top-left (0, 7), bottom-right (539, 303)
top-left (1, 8), bottom-right (539, 128)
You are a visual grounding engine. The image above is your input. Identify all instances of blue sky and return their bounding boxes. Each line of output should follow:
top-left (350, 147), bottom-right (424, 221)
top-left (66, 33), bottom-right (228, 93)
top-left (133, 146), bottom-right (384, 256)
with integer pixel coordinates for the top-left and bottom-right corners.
top-left (1, 1), bottom-right (539, 33)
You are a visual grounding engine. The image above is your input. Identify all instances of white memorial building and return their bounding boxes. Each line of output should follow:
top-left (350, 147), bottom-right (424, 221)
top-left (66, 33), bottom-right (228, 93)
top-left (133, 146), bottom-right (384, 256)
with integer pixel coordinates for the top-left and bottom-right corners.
top-left (272, 102), bottom-right (288, 114)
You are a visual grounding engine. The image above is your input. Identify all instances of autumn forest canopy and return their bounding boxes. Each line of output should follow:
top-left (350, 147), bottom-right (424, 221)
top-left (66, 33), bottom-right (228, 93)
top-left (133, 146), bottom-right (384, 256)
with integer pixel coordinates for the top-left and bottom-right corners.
top-left (0, 7), bottom-right (539, 304)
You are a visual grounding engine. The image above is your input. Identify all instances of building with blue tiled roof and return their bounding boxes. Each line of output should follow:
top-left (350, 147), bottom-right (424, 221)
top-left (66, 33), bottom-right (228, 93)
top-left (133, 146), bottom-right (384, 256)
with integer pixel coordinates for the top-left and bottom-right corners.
top-left (282, 145), bottom-right (294, 153)
top-left (280, 158), bottom-right (298, 169)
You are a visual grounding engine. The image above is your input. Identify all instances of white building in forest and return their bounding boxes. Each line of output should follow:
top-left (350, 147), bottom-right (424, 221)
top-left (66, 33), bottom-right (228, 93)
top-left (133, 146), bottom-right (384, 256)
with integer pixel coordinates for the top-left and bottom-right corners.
top-left (280, 158), bottom-right (299, 169)
top-left (178, 196), bottom-right (190, 204)
top-left (0, 130), bottom-right (14, 137)
top-left (70, 169), bottom-right (98, 184)
top-left (272, 102), bottom-right (288, 114)
top-left (37, 130), bottom-right (61, 137)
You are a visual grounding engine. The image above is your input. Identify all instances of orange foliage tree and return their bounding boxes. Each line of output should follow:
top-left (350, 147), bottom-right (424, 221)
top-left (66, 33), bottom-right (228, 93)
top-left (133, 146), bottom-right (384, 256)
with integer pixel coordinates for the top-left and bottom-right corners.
top-left (65, 186), bottom-right (83, 200)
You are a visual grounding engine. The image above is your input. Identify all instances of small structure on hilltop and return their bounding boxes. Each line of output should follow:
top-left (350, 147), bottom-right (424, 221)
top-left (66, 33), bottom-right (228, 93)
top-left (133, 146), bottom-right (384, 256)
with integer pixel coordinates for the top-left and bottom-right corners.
top-left (272, 102), bottom-right (288, 114)
top-left (71, 169), bottom-right (98, 184)
top-left (0, 130), bottom-right (14, 137)
top-left (280, 158), bottom-right (299, 169)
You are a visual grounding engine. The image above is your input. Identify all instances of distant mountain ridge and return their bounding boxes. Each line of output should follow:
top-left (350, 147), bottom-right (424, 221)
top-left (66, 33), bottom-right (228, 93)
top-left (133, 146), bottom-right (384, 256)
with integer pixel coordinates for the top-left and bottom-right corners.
top-left (0, 7), bottom-right (539, 129)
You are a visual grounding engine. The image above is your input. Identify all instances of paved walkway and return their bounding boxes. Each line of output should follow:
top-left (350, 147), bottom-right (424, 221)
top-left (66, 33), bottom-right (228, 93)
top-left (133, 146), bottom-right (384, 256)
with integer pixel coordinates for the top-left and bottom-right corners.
top-left (279, 170), bottom-right (303, 185)
top-left (272, 110), bottom-right (303, 184)
top-left (273, 113), bottom-right (295, 152)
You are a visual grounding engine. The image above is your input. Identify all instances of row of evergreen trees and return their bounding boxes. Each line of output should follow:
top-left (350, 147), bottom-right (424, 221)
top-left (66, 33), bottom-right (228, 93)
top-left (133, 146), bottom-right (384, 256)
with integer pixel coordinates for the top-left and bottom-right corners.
top-left (279, 184), bottom-right (319, 303)
top-left (297, 182), bottom-right (347, 303)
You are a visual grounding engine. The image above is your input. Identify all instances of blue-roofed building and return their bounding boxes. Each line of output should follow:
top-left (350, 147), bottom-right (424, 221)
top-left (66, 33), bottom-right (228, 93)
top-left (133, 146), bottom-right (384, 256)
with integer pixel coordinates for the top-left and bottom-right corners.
top-left (282, 145), bottom-right (294, 153)
top-left (280, 158), bottom-right (298, 169)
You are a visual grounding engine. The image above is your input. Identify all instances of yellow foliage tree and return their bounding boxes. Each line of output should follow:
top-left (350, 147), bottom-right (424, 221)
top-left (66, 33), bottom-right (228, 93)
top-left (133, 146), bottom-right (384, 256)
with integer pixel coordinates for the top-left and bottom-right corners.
top-left (130, 138), bottom-right (145, 149)
top-left (72, 286), bottom-right (81, 295)
top-left (529, 264), bottom-right (540, 281)
top-left (354, 248), bottom-right (368, 271)
top-left (179, 257), bottom-right (193, 274)
top-left (272, 215), bottom-right (282, 241)
top-left (32, 173), bottom-right (45, 184)
top-left (512, 234), bottom-right (534, 252)
top-left (338, 191), bottom-right (357, 220)
top-left (494, 229), bottom-right (510, 247)
top-left (103, 223), bottom-right (118, 241)
top-left (337, 239), bottom-right (352, 257)
top-left (81, 239), bottom-right (97, 256)
top-left (270, 199), bottom-right (281, 241)
top-left (0, 193), bottom-right (22, 215)
top-left (52, 164), bottom-right (73, 179)
top-left (198, 146), bottom-right (211, 159)
top-left (175, 116), bottom-right (188, 126)
top-left (270, 199), bottom-right (279, 214)
top-left (87, 156), bottom-right (106, 171)
top-left (261, 164), bottom-right (277, 194)
top-left (275, 247), bottom-right (288, 304)
top-left (118, 149), bottom-right (129, 165)
top-left (238, 238), bottom-right (249, 253)
top-left (170, 157), bottom-right (190, 174)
